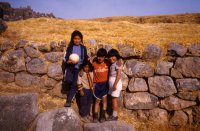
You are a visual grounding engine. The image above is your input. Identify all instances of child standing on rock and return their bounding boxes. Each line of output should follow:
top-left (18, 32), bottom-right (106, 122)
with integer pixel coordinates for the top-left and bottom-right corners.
top-left (107, 49), bottom-right (123, 121)
top-left (77, 60), bottom-right (94, 123)
top-left (64, 30), bottom-right (88, 107)
top-left (92, 48), bottom-right (110, 123)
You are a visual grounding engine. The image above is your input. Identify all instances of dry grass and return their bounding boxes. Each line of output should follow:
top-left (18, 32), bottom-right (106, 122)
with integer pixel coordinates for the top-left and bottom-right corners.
top-left (0, 15), bottom-right (200, 53)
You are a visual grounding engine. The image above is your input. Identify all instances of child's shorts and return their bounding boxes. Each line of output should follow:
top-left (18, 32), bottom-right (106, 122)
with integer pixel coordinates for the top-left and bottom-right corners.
top-left (108, 77), bottom-right (122, 97)
top-left (94, 82), bottom-right (108, 100)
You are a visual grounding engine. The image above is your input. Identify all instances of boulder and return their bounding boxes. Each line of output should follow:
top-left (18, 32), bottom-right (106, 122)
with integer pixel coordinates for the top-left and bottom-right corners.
top-left (47, 63), bottom-right (63, 80)
top-left (124, 92), bottom-right (159, 110)
top-left (168, 43), bottom-right (187, 56)
top-left (0, 93), bottom-right (38, 131)
top-left (41, 75), bottom-right (57, 90)
top-left (174, 57), bottom-right (200, 78)
top-left (148, 108), bottom-right (169, 124)
top-left (38, 44), bottom-right (51, 52)
top-left (170, 110), bottom-right (188, 126)
top-left (0, 69), bottom-right (15, 83)
top-left (30, 107), bottom-right (82, 131)
top-left (26, 58), bottom-right (48, 74)
top-left (142, 44), bottom-right (162, 60)
top-left (183, 108), bottom-right (193, 124)
top-left (84, 121), bottom-right (134, 131)
top-left (148, 76), bottom-right (177, 98)
top-left (45, 52), bottom-right (64, 63)
top-left (0, 49), bottom-right (26, 72)
top-left (155, 61), bottom-right (173, 75)
top-left (123, 59), bottom-right (154, 77)
top-left (160, 96), bottom-right (196, 111)
top-left (128, 78), bottom-right (148, 92)
top-left (192, 106), bottom-right (200, 123)
top-left (177, 90), bottom-right (200, 101)
top-left (50, 41), bottom-right (65, 52)
top-left (24, 46), bottom-right (41, 58)
top-left (176, 78), bottom-right (200, 91)
top-left (15, 72), bottom-right (41, 87)
top-left (118, 43), bottom-right (140, 58)
top-left (170, 68), bottom-right (183, 79)
top-left (15, 40), bottom-right (28, 49)
top-left (187, 44), bottom-right (200, 56)
top-left (0, 18), bottom-right (7, 34)
top-left (0, 40), bottom-right (14, 51)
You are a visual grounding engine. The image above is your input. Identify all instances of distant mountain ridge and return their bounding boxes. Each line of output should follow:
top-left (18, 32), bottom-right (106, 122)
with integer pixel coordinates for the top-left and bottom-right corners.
top-left (0, 2), bottom-right (55, 21)
top-left (91, 13), bottom-right (200, 24)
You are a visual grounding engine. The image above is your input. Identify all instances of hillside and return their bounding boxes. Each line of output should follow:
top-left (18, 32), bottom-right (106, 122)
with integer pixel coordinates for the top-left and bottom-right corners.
top-left (0, 14), bottom-right (200, 52)
top-left (91, 13), bottom-right (200, 24)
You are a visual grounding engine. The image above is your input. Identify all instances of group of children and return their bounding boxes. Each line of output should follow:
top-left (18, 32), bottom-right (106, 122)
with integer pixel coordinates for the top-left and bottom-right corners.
top-left (64, 30), bottom-right (123, 123)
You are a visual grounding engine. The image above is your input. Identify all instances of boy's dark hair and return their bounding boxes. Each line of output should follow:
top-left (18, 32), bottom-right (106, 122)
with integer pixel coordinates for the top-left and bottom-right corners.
top-left (108, 49), bottom-right (121, 60)
top-left (69, 30), bottom-right (83, 46)
top-left (80, 59), bottom-right (94, 71)
top-left (97, 48), bottom-right (107, 57)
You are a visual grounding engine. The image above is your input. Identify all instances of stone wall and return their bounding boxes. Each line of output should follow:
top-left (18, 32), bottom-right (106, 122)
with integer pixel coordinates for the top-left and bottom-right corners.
top-left (0, 39), bottom-right (200, 127)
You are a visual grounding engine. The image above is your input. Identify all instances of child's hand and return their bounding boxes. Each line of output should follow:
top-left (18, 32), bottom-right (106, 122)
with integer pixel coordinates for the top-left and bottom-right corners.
top-left (113, 85), bottom-right (117, 91)
top-left (91, 88), bottom-right (94, 93)
top-left (80, 89), bottom-right (84, 96)
top-left (67, 59), bottom-right (74, 64)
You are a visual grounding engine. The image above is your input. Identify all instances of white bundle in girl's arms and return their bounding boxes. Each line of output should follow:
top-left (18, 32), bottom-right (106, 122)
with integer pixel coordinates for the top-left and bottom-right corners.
top-left (69, 53), bottom-right (79, 63)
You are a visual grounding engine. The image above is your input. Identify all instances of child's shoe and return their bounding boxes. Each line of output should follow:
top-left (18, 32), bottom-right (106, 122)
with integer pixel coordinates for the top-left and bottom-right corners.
top-left (93, 113), bottom-right (99, 123)
top-left (107, 115), bottom-right (118, 121)
top-left (64, 101), bottom-right (71, 107)
top-left (81, 117), bottom-right (90, 123)
top-left (99, 110), bottom-right (106, 123)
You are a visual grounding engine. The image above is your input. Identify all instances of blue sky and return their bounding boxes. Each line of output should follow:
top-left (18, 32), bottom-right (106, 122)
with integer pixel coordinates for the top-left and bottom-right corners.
top-left (2, 0), bottom-right (200, 19)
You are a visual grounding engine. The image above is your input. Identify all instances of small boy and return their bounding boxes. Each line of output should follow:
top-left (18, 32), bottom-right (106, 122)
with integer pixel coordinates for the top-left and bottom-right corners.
top-left (77, 60), bottom-right (94, 123)
top-left (92, 48), bottom-right (110, 123)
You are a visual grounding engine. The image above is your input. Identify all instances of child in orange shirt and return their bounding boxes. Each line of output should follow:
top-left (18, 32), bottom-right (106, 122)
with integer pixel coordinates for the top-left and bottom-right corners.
top-left (92, 48), bottom-right (110, 123)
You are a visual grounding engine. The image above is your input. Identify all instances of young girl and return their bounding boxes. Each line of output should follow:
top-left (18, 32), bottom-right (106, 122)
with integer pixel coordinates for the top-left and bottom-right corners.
top-left (64, 30), bottom-right (88, 107)
top-left (77, 60), bottom-right (94, 122)
top-left (107, 49), bottom-right (123, 121)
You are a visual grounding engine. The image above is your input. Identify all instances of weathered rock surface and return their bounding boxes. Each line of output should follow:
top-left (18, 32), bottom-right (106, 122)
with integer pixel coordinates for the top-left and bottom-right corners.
top-left (168, 43), bottom-right (187, 56)
top-left (15, 72), bottom-right (41, 87)
top-left (155, 61), bottom-right (173, 75)
top-left (84, 121), bottom-right (134, 131)
top-left (123, 59), bottom-right (154, 77)
top-left (176, 78), bottom-right (200, 91)
top-left (142, 44), bottom-right (162, 60)
top-left (30, 107), bottom-right (82, 131)
top-left (148, 108), bottom-right (169, 124)
top-left (174, 57), bottom-right (200, 78)
top-left (124, 92), bottom-right (159, 110)
top-left (128, 78), bottom-right (148, 92)
top-left (160, 96), bottom-right (196, 111)
top-left (187, 44), bottom-right (200, 56)
top-left (0, 49), bottom-right (26, 72)
top-left (0, 69), bottom-right (15, 83)
top-left (0, 93), bottom-right (38, 131)
top-left (45, 52), bottom-right (64, 63)
top-left (170, 110), bottom-right (188, 126)
top-left (47, 63), bottom-right (63, 80)
top-left (26, 58), bottom-right (47, 74)
top-left (148, 76), bottom-right (177, 98)
top-left (24, 46), bottom-right (41, 58)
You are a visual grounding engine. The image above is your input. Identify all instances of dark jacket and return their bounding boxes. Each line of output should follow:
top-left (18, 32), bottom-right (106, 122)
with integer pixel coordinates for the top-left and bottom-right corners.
top-left (64, 44), bottom-right (88, 69)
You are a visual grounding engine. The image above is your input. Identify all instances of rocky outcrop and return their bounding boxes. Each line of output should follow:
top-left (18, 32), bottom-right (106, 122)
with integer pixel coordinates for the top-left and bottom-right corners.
top-left (84, 121), bottom-right (134, 131)
top-left (0, 93), bottom-right (38, 131)
top-left (30, 107), bottom-right (82, 131)
top-left (0, 2), bottom-right (55, 21)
